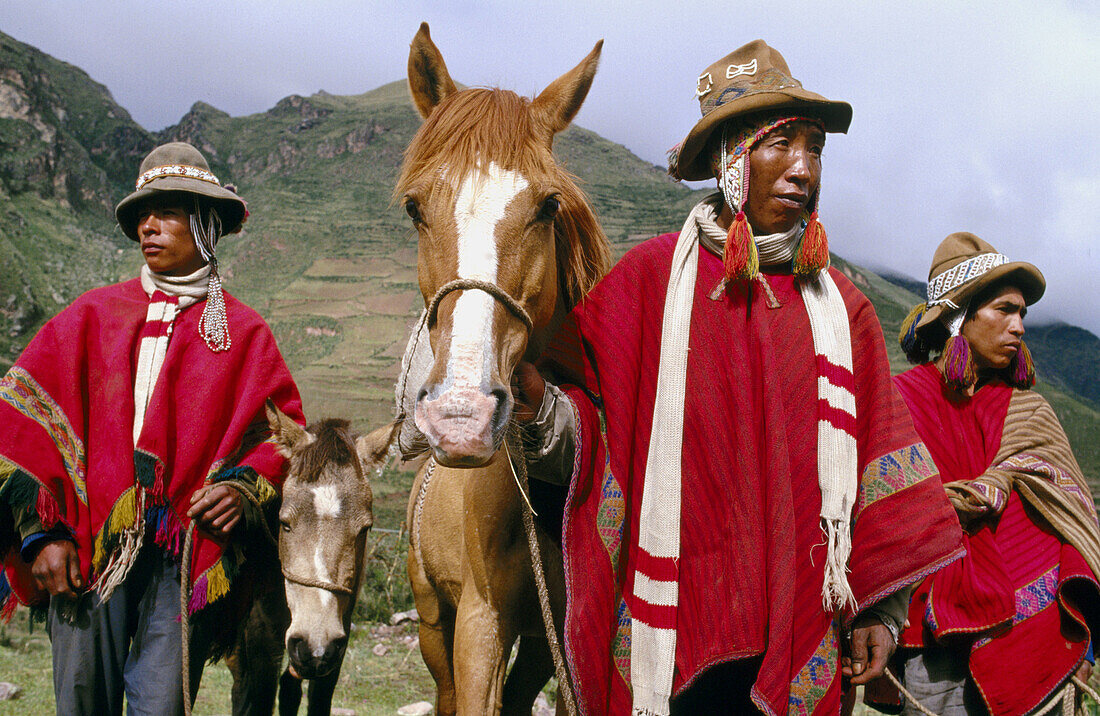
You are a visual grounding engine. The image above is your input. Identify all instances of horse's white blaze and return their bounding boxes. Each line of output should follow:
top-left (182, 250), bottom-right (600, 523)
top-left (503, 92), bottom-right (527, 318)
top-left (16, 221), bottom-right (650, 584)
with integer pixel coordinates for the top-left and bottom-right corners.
top-left (446, 163), bottom-right (528, 391)
top-left (311, 484), bottom-right (342, 519)
top-left (313, 545), bottom-right (335, 609)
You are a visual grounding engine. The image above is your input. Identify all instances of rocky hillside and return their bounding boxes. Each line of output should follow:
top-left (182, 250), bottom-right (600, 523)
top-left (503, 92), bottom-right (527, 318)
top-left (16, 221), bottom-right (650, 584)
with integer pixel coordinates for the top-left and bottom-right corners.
top-left (1, 29), bottom-right (1097, 491)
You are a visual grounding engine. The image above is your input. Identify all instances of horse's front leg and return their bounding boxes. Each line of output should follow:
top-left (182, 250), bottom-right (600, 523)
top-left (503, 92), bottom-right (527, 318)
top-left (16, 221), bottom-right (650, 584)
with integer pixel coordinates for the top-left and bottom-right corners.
top-left (453, 592), bottom-right (515, 715)
top-left (304, 663), bottom-right (343, 716)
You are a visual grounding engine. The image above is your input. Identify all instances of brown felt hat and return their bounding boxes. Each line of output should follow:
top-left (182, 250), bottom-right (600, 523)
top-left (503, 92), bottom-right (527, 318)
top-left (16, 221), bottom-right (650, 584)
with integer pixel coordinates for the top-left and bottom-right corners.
top-left (667, 40), bottom-right (853, 181)
top-left (115, 142), bottom-right (247, 241)
top-left (916, 232), bottom-right (1045, 332)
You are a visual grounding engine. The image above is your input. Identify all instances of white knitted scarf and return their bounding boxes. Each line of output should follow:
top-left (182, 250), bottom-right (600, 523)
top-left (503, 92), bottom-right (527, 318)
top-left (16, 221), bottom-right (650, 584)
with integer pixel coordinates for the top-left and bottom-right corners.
top-left (630, 194), bottom-right (858, 715)
top-left (134, 264), bottom-right (210, 442)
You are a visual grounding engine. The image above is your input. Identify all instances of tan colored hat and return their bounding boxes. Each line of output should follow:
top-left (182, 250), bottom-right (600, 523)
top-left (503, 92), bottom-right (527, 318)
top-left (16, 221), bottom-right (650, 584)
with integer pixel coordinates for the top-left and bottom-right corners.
top-left (667, 40), bottom-right (853, 181)
top-left (915, 231), bottom-right (1045, 332)
top-left (115, 142), bottom-right (247, 241)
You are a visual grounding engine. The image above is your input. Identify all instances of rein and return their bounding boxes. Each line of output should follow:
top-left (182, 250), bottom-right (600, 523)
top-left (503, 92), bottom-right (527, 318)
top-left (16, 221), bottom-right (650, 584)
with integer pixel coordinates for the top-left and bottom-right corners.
top-left (883, 666), bottom-right (1096, 715)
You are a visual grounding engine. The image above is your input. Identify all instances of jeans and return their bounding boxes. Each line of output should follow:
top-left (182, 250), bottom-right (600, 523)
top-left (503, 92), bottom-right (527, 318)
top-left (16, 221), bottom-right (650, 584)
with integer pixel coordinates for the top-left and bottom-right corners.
top-left (47, 545), bottom-right (210, 716)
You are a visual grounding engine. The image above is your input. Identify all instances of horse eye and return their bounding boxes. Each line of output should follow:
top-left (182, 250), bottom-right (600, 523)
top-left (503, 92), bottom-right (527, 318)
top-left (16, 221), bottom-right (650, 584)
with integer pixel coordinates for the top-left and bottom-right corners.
top-left (404, 199), bottom-right (421, 223)
top-left (538, 196), bottom-right (560, 221)
top-left (280, 520), bottom-right (291, 533)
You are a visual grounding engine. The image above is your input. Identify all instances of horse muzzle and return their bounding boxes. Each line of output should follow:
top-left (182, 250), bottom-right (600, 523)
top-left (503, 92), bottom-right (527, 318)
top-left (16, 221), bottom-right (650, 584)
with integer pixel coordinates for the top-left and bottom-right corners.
top-left (285, 633), bottom-right (347, 680)
top-left (414, 382), bottom-right (512, 466)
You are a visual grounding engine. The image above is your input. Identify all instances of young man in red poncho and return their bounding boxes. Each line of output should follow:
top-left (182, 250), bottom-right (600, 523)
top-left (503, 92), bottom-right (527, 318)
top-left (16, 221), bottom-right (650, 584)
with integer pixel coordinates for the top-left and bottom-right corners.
top-left (870, 232), bottom-right (1100, 715)
top-left (511, 41), bottom-right (965, 715)
top-left (0, 142), bottom-right (304, 714)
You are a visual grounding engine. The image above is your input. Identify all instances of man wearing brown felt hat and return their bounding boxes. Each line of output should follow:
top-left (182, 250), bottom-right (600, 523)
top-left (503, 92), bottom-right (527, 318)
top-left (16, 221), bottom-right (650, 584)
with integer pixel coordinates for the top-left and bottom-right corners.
top-left (0, 141), bottom-right (305, 714)
top-left (511, 39), bottom-right (963, 715)
top-left (874, 232), bottom-right (1100, 715)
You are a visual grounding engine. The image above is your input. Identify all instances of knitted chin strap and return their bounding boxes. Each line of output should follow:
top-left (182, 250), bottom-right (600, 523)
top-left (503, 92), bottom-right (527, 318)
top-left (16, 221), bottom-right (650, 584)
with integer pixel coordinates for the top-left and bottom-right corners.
top-left (190, 198), bottom-right (231, 352)
top-left (712, 115), bottom-right (829, 281)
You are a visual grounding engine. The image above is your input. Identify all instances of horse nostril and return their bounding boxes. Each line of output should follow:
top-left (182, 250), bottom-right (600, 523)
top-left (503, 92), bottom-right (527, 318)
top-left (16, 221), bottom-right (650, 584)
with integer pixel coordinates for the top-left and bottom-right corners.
top-left (287, 635), bottom-right (314, 667)
top-left (490, 384), bottom-right (513, 431)
top-left (324, 636), bottom-right (348, 664)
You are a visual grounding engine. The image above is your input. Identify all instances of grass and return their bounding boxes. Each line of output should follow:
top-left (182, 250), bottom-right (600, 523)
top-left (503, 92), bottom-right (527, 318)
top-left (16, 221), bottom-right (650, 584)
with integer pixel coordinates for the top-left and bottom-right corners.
top-left (0, 614), bottom-right (437, 716)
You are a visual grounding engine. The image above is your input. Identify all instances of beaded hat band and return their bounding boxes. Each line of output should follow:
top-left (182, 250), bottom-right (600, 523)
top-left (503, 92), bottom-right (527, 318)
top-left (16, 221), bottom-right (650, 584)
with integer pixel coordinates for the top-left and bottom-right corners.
top-left (136, 164), bottom-right (221, 191)
top-left (927, 252), bottom-right (1009, 308)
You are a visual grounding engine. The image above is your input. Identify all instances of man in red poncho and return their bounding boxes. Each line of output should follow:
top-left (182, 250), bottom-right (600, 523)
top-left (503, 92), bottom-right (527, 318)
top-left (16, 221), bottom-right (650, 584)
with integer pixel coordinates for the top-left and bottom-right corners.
top-left (0, 142), bottom-right (304, 714)
top-left (513, 41), bottom-right (965, 714)
top-left (881, 232), bottom-right (1100, 715)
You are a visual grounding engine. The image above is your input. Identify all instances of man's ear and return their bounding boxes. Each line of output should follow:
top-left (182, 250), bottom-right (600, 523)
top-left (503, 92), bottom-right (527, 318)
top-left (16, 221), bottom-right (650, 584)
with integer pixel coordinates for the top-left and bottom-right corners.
top-left (265, 398), bottom-right (311, 457)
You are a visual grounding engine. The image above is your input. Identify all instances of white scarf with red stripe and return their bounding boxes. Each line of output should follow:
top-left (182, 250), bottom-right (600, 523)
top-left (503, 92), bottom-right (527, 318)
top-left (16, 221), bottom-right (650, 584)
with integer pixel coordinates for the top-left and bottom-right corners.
top-left (134, 265), bottom-right (210, 442)
top-left (631, 197), bottom-right (857, 715)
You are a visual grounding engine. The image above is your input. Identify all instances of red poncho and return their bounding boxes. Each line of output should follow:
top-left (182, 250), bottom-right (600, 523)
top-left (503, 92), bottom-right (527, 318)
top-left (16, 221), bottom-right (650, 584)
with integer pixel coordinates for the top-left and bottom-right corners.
top-left (894, 363), bottom-right (1100, 715)
top-left (550, 234), bottom-right (964, 715)
top-left (0, 278), bottom-right (303, 613)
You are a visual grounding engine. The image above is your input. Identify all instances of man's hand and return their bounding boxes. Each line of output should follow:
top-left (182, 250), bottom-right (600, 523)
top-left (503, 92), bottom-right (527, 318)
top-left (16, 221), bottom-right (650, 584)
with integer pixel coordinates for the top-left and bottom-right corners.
top-left (31, 540), bottom-right (83, 598)
top-left (187, 484), bottom-right (244, 541)
top-left (842, 613), bottom-right (896, 685)
top-left (511, 361), bottom-right (547, 424)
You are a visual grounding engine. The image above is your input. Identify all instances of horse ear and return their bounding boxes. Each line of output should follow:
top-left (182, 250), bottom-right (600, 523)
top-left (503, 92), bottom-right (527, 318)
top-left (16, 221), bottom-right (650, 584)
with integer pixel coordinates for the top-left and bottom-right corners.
top-left (408, 22), bottom-right (459, 119)
top-left (266, 398), bottom-right (310, 457)
top-left (531, 39), bottom-right (603, 139)
top-left (355, 420), bottom-right (401, 472)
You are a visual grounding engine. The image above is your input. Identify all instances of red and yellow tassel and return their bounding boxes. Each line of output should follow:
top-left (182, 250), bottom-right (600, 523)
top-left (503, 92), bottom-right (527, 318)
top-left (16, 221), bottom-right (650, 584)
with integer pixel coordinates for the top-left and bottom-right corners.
top-left (793, 211), bottom-right (830, 278)
top-left (723, 210), bottom-right (758, 281)
top-left (941, 335), bottom-right (976, 391)
top-left (1009, 340), bottom-right (1036, 388)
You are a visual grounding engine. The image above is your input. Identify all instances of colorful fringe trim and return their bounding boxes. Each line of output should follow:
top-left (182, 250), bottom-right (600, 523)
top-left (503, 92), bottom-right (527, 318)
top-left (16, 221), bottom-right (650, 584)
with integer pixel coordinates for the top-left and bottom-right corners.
top-left (941, 335), bottom-right (976, 391)
top-left (0, 466), bottom-right (62, 531)
top-left (148, 504), bottom-right (184, 557)
top-left (723, 211), bottom-right (758, 281)
top-left (91, 485), bottom-right (140, 576)
top-left (187, 545), bottom-right (241, 614)
top-left (1010, 340), bottom-right (1036, 388)
top-left (134, 450), bottom-right (167, 500)
top-left (793, 211), bottom-right (829, 278)
top-left (0, 571), bottom-right (12, 623)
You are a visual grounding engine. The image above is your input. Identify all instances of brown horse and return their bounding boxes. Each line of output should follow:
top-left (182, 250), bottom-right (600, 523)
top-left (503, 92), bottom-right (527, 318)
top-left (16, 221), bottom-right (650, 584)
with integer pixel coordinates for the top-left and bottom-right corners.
top-left (398, 23), bottom-right (610, 716)
top-left (224, 404), bottom-right (397, 716)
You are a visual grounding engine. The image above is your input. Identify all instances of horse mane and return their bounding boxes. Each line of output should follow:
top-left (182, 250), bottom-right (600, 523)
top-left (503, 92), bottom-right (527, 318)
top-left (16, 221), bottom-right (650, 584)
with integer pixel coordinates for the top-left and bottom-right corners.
top-left (396, 87), bottom-right (611, 307)
top-left (295, 418), bottom-right (356, 483)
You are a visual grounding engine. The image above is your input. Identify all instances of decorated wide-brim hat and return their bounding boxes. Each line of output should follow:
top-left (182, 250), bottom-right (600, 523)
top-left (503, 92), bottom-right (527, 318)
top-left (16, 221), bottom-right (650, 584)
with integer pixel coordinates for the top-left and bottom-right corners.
top-left (915, 232), bottom-right (1045, 333)
top-left (667, 39), bottom-right (853, 181)
top-left (115, 142), bottom-right (247, 241)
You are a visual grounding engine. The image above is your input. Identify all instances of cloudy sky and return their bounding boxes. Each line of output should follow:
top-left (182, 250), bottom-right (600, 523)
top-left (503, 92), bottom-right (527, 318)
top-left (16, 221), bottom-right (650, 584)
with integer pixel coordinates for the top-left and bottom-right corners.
top-left (3, 1), bottom-right (1098, 333)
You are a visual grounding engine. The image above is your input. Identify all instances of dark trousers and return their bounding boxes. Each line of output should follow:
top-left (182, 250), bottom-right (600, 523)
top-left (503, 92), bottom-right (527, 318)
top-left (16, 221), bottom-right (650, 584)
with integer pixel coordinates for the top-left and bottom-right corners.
top-left (670, 658), bottom-right (762, 715)
top-left (47, 546), bottom-right (210, 716)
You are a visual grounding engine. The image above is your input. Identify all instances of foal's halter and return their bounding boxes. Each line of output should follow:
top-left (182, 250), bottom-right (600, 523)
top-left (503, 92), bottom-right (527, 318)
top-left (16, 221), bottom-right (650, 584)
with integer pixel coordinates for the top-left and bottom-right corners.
top-left (281, 564), bottom-right (356, 595)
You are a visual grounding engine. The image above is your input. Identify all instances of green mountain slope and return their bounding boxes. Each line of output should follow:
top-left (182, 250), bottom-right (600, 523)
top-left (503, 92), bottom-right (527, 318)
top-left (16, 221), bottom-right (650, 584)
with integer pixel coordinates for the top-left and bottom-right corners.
top-left (1, 30), bottom-right (1097, 496)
